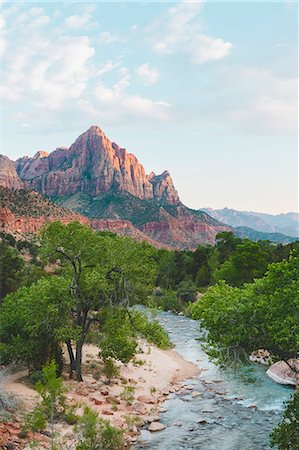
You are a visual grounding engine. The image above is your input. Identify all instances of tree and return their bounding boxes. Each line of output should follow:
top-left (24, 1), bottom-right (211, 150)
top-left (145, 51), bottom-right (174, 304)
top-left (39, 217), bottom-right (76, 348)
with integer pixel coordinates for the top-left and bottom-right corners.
top-left (0, 276), bottom-right (71, 372)
top-left (270, 392), bottom-right (299, 450)
top-left (0, 241), bottom-right (24, 300)
top-left (40, 221), bottom-right (157, 381)
top-left (215, 240), bottom-right (269, 286)
top-left (189, 251), bottom-right (299, 378)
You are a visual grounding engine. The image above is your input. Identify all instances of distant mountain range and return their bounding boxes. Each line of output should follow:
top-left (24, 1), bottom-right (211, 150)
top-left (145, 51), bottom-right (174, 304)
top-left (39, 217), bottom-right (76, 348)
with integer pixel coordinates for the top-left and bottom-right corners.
top-left (0, 126), bottom-right (228, 249)
top-left (202, 207), bottom-right (299, 238)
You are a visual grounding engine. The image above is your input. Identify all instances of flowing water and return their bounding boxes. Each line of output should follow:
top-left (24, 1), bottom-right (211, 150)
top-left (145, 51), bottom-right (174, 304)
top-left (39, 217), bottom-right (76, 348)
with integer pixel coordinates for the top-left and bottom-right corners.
top-left (133, 310), bottom-right (293, 450)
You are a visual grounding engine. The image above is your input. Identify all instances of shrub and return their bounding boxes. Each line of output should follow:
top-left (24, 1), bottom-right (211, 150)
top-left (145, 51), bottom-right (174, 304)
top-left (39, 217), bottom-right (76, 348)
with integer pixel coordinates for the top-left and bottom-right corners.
top-left (102, 358), bottom-right (120, 384)
top-left (75, 407), bottom-right (124, 450)
top-left (120, 386), bottom-right (136, 405)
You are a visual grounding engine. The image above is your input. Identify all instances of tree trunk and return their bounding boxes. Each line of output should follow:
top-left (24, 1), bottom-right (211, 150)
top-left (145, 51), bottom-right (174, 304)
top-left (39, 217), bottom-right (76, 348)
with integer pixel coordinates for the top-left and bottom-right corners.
top-left (66, 340), bottom-right (76, 379)
top-left (75, 340), bottom-right (84, 382)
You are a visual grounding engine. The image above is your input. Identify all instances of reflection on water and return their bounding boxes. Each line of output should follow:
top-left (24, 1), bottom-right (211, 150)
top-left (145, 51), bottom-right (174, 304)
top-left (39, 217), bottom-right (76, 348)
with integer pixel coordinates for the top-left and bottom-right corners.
top-left (133, 310), bottom-right (293, 450)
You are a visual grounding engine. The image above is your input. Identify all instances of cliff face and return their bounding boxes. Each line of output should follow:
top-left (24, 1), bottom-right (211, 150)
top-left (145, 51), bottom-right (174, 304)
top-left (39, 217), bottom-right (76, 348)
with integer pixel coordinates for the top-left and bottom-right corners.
top-left (15, 126), bottom-right (180, 205)
top-left (0, 155), bottom-right (24, 190)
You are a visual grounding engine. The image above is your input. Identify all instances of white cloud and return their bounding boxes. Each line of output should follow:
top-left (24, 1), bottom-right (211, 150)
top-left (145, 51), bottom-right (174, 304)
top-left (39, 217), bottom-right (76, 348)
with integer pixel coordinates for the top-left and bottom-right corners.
top-left (135, 63), bottom-right (159, 85)
top-left (148, 0), bottom-right (232, 64)
top-left (2, 3), bottom-right (171, 129)
top-left (64, 14), bottom-right (91, 29)
top-left (98, 31), bottom-right (118, 44)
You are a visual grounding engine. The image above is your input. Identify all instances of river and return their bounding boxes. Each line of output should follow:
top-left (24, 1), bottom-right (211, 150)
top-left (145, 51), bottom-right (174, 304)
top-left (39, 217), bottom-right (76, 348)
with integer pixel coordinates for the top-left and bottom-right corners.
top-left (133, 310), bottom-right (293, 450)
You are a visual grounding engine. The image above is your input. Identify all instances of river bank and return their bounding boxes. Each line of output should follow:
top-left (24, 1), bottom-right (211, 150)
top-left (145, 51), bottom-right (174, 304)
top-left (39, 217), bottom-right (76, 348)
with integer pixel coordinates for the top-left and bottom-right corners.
top-left (3, 340), bottom-right (200, 448)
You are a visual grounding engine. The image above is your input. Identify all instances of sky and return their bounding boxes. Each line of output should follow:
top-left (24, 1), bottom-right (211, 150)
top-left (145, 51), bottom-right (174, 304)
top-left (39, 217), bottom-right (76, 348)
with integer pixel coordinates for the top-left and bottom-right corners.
top-left (1, 0), bottom-right (298, 214)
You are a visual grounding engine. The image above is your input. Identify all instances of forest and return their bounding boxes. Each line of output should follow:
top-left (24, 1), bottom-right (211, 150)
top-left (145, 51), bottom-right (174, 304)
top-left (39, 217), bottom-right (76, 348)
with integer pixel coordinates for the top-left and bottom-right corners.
top-left (0, 223), bottom-right (298, 449)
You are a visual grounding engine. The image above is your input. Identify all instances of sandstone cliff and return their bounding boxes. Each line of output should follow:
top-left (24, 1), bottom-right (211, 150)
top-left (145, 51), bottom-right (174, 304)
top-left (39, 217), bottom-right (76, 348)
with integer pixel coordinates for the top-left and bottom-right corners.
top-left (15, 126), bottom-right (180, 205)
top-left (0, 155), bottom-right (24, 190)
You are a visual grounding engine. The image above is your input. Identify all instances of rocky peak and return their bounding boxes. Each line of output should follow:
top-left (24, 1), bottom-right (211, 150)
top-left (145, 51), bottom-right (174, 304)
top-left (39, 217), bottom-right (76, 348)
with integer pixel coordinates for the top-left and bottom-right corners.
top-left (33, 150), bottom-right (49, 159)
top-left (0, 155), bottom-right (24, 190)
top-left (148, 170), bottom-right (180, 205)
top-left (14, 125), bottom-right (180, 204)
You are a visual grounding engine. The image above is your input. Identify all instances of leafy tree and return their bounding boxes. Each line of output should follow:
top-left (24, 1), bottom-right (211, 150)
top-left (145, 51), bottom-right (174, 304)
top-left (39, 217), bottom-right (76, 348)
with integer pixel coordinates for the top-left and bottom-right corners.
top-left (176, 280), bottom-right (197, 302)
top-left (0, 276), bottom-right (70, 371)
top-left (190, 251), bottom-right (299, 372)
top-left (215, 240), bottom-right (269, 286)
top-left (270, 392), bottom-right (299, 449)
top-left (0, 242), bottom-right (24, 299)
top-left (44, 222), bottom-right (157, 380)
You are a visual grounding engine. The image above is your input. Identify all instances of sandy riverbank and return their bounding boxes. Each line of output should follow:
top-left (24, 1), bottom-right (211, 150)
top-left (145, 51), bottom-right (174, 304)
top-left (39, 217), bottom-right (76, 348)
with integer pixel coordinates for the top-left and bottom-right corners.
top-left (3, 340), bottom-right (200, 448)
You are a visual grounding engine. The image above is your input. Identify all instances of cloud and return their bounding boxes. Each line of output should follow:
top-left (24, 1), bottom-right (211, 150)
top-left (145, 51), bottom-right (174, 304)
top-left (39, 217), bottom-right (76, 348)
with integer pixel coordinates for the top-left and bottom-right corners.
top-left (2, 3), bottom-right (171, 130)
top-left (64, 14), bottom-right (91, 29)
top-left (147, 1), bottom-right (232, 64)
top-left (135, 63), bottom-right (159, 85)
top-left (98, 31), bottom-right (118, 44)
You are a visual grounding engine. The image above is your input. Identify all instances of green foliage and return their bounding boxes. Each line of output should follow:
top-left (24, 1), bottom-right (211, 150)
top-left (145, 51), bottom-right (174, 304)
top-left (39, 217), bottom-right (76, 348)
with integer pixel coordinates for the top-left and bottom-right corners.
top-left (102, 358), bottom-right (120, 384)
top-left (270, 393), bottom-right (299, 450)
top-left (152, 289), bottom-right (183, 312)
top-left (0, 241), bottom-right (24, 299)
top-left (215, 240), bottom-right (269, 286)
top-left (190, 251), bottom-right (299, 365)
top-left (75, 407), bottom-right (124, 450)
top-left (35, 361), bottom-right (67, 419)
top-left (0, 277), bottom-right (71, 370)
top-left (176, 280), bottom-right (197, 302)
top-left (24, 361), bottom-right (78, 435)
top-left (120, 386), bottom-right (136, 405)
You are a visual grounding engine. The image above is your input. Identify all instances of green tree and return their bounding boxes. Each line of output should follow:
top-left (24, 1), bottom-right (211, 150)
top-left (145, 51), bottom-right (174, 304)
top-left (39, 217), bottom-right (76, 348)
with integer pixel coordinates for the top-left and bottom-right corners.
top-left (0, 242), bottom-right (24, 299)
top-left (215, 240), bottom-right (269, 286)
top-left (270, 392), bottom-right (299, 449)
top-left (0, 276), bottom-right (71, 371)
top-left (190, 251), bottom-right (299, 372)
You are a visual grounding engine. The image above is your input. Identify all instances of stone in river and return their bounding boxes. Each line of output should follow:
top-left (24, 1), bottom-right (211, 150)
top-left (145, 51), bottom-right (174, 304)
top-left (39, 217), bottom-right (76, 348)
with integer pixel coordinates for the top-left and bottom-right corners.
top-left (192, 391), bottom-right (201, 398)
top-left (148, 422), bottom-right (166, 432)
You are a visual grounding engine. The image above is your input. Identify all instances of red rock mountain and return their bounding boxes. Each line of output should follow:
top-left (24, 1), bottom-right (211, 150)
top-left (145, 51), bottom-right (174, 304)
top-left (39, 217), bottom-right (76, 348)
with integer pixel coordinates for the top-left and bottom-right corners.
top-left (15, 126), bottom-right (179, 205)
top-left (1, 126), bottom-right (230, 249)
top-left (0, 155), bottom-right (24, 190)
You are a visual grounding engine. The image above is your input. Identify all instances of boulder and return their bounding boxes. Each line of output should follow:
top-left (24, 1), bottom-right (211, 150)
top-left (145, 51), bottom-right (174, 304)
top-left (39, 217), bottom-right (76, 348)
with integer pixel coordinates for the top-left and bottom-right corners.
top-left (266, 360), bottom-right (297, 386)
top-left (148, 422), bottom-right (166, 432)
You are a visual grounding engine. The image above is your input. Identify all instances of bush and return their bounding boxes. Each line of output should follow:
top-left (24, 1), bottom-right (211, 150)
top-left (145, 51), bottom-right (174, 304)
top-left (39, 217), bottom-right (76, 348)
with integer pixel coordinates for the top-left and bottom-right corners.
top-left (76, 407), bottom-right (124, 450)
top-left (102, 358), bottom-right (120, 384)
top-left (270, 392), bottom-right (299, 450)
top-left (153, 290), bottom-right (183, 311)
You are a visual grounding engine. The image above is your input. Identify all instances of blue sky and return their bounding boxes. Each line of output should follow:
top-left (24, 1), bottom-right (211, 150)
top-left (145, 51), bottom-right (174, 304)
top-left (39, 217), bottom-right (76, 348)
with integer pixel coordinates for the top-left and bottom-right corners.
top-left (1, 0), bottom-right (298, 213)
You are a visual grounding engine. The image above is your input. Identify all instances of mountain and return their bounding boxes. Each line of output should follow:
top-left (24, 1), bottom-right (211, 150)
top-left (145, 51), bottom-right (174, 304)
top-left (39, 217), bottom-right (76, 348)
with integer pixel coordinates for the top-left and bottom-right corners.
top-left (202, 207), bottom-right (299, 238)
top-left (0, 155), bottom-right (24, 190)
top-left (1, 126), bottom-right (229, 249)
top-left (15, 126), bottom-right (179, 204)
top-left (234, 226), bottom-right (298, 244)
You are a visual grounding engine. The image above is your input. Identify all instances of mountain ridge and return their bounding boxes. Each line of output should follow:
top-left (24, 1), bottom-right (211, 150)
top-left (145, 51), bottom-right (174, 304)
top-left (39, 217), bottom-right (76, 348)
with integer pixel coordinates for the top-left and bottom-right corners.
top-left (0, 125), bottom-right (229, 249)
top-left (202, 207), bottom-right (299, 238)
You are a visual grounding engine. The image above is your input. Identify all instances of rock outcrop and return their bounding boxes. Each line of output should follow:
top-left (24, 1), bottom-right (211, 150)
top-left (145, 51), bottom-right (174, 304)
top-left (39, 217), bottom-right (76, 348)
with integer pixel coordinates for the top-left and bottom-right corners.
top-left (15, 126), bottom-right (180, 205)
top-left (0, 155), bottom-right (24, 190)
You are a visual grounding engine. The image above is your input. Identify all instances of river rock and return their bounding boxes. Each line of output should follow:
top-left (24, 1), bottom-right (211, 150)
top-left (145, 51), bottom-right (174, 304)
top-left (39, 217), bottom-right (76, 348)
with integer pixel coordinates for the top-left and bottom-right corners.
top-left (192, 391), bottom-right (201, 398)
top-left (137, 395), bottom-right (155, 404)
top-left (198, 418), bottom-right (207, 424)
top-left (266, 360), bottom-right (297, 386)
top-left (148, 422), bottom-right (166, 432)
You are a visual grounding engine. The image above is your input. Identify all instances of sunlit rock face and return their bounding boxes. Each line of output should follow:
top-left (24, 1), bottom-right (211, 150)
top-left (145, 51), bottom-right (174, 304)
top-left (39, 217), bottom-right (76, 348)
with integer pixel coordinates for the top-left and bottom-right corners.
top-left (15, 126), bottom-right (180, 204)
top-left (0, 155), bottom-right (24, 190)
